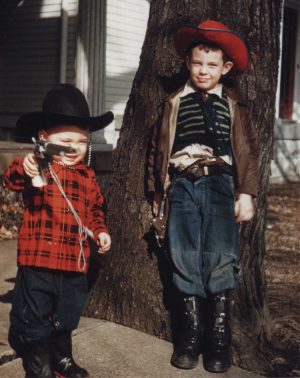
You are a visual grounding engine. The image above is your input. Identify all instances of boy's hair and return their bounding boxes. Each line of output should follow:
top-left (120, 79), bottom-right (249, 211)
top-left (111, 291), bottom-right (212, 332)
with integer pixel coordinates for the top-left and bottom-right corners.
top-left (186, 42), bottom-right (231, 63)
top-left (41, 121), bottom-right (90, 133)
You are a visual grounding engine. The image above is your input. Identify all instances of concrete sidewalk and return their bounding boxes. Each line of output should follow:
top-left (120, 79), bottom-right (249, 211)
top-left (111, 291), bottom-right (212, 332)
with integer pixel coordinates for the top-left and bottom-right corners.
top-left (0, 240), bottom-right (263, 377)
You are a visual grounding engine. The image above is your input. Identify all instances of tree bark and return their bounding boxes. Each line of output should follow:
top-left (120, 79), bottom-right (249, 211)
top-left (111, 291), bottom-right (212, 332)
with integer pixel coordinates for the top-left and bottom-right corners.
top-left (85, 0), bottom-right (282, 373)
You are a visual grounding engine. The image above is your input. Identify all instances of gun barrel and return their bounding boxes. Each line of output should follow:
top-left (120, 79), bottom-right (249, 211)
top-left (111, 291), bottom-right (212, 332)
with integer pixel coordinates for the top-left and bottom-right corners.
top-left (32, 138), bottom-right (77, 157)
top-left (45, 143), bottom-right (77, 156)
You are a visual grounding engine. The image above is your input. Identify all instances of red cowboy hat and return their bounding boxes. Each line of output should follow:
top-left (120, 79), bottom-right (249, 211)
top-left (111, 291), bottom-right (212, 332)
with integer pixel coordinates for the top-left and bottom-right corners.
top-left (174, 20), bottom-right (248, 75)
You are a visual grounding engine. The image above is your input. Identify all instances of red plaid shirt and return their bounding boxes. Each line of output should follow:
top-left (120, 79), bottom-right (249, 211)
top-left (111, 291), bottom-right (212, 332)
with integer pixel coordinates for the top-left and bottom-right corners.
top-left (4, 157), bottom-right (109, 273)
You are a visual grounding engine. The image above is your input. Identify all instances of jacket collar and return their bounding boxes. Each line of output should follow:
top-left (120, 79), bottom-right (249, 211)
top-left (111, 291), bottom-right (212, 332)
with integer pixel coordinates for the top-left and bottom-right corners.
top-left (179, 80), bottom-right (223, 98)
top-left (165, 81), bottom-right (247, 106)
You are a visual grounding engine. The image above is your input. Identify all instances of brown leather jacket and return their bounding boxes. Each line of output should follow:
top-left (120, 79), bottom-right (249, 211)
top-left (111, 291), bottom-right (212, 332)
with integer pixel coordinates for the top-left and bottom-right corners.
top-left (147, 85), bottom-right (259, 197)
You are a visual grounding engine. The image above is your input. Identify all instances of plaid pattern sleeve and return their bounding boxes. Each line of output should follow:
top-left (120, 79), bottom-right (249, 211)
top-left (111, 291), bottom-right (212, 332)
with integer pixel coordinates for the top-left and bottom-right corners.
top-left (3, 157), bottom-right (31, 191)
top-left (87, 173), bottom-right (109, 238)
top-left (4, 158), bottom-right (109, 273)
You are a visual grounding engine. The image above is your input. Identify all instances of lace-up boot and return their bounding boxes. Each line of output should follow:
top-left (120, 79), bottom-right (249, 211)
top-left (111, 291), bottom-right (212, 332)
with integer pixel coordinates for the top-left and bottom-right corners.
top-left (171, 295), bottom-right (202, 369)
top-left (203, 291), bottom-right (231, 373)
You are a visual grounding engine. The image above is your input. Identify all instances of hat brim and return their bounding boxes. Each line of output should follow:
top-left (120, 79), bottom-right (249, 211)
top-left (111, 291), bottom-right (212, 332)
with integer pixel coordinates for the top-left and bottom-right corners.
top-left (16, 111), bottom-right (114, 142)
top-left (174, 25), bottom-right (248, 75)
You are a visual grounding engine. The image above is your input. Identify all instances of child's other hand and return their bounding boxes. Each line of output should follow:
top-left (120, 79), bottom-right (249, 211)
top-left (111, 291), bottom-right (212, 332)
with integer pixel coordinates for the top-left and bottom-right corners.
top-left (153, 192), bottom-right (163, 217)
top-left (23, 153), bottom-right (39, 178)
top-left (235, 194), bottom-right (255, 223)
top-left (97, 232), bottom-right (111, 254)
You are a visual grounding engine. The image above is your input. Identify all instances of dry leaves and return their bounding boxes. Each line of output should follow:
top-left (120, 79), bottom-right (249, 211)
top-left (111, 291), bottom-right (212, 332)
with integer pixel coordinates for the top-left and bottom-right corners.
top-left (265, 183), bottom-right (300, 376)
top-left (0, 184), bottom-right (23, 241)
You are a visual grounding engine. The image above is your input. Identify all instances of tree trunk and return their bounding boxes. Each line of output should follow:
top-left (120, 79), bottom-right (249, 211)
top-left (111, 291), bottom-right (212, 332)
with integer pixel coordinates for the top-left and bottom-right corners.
top-left (85, 0), bottom-right (282, 374)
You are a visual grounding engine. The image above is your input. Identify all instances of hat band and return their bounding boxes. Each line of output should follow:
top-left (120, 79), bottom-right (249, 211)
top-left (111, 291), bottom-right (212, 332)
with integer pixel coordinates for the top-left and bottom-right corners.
top-left (185, 25), bottom-right (243, 38)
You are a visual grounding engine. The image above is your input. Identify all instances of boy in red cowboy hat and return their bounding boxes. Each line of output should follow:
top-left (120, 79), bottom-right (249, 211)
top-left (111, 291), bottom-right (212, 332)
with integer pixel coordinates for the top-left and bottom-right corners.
top-left (4, 84), bottom-right (113, 378)
top-left (147, 20), bottom-right (258, 373)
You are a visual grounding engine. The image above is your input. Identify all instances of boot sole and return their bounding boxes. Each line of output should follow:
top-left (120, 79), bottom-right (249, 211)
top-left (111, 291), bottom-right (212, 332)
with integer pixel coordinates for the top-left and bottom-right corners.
top-left (171, 362), bottom-right (198, 370)
top-left (53, 372), bottom-right (67, 378)
top-left (171, 357), bottom-right (199, 370)
top-left (203, 363), bottom-right (231, 373)
top-left (53, 371), bottom-right (90, 378)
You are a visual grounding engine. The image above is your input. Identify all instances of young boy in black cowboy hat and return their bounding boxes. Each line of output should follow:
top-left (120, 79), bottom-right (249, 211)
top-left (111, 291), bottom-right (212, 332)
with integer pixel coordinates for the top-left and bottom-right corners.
top-left (4, 84), bottom-right (114, 378)
top-left (147, 20), bottom-right (259, 373)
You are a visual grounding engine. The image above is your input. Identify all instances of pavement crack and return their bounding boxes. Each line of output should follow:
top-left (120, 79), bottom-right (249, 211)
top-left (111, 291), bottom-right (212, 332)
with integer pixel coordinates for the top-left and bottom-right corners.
top-left (0, 351), bottom-right (17, 366)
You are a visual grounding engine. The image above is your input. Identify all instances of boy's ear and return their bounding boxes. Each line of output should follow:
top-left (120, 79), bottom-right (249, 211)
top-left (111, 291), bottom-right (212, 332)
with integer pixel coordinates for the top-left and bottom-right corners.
top-left (38, 130), bottom-right (47, 141)
top-left (222, 61), bottom-right (234, 76)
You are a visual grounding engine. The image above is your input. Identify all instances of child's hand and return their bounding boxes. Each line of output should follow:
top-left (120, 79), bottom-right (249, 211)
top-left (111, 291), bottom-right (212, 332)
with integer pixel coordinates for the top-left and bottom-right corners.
top-left (23, 153), bottom-right (39, 178)
top-left (153, 192), bottom-right (163, 217)
top-left (97, 232), bottom-right (111, 254)
top-left (235, 193), bottom-right (255, 223)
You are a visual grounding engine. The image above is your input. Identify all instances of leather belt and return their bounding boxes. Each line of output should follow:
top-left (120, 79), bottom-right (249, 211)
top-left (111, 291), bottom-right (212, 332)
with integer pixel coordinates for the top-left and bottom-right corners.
top-left (172, 158), bottom-right (233, 181)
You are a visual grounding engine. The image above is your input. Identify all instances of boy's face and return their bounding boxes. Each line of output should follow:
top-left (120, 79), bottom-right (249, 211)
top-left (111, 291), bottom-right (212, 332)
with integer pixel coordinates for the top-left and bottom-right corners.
top-left (38, 125), bottom-right (89, 166)
top-left (186, 46), bottom-right (233, 92)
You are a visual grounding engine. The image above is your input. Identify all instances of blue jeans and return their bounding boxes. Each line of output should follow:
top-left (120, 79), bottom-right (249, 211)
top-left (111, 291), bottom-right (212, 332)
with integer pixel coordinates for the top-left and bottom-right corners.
top-left (10, 266), bottom-right (88, 345)
top-left (167, 174), bottom-right (239, 297)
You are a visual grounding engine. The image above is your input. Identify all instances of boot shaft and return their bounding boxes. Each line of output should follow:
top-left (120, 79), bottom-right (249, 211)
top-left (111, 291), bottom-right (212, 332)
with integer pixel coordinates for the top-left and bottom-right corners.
top-left (207, 291), bottom-right (230, 337)
top-left (182, 295), bottom-right (201, 329)
top-left (180, 295), bottom-right (203, 344)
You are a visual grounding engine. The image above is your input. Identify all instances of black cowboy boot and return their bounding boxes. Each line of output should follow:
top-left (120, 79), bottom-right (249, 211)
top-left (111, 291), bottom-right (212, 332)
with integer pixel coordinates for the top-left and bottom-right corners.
top-left (203, 291), bottom-right (231, 373)
top-left (49, 331), bottom-right (89, 378)
top-left (22, 340), bottom-right (55, 378)
top-left (171, 295), bottom-right (202, 369)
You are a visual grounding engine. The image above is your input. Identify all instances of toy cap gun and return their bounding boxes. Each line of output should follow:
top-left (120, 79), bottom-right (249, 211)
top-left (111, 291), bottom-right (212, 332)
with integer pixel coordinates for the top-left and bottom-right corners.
top-left (32, 137), bottom-right (77, 187)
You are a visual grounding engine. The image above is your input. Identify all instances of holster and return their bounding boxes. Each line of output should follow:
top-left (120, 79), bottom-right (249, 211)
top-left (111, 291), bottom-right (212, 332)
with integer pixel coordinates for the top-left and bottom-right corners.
top-left (152, 196), bottom-right (169, 248)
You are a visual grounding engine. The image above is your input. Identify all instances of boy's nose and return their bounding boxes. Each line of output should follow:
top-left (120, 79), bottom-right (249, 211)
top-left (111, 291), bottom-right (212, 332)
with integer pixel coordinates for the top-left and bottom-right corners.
top-left (68, 143), bottom-right (78, 153)
top-left (198, 65), bottom-right (207, 74)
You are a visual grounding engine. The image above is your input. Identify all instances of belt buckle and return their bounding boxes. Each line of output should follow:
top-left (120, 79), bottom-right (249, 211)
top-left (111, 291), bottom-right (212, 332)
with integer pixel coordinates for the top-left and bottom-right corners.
top-left (188, 164), bottom-right (207, 180)
top-left (190, 166), bottom-right (199, 175)
top-left (185, 165), bottom-right (198, 181)
top-left (191, 165), bottom-right (209, 178)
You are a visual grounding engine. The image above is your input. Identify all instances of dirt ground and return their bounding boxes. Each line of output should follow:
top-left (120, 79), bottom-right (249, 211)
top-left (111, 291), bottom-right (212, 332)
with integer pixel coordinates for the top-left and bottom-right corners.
top-left (0, 181), bottom-right (299, 375)
top-left (264, 183), bottom-right (300, 377)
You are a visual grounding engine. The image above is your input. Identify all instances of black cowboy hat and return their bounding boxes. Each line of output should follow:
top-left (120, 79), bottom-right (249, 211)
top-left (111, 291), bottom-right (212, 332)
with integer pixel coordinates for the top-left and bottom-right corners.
top-left (16, 84), bottom-right (114, 142)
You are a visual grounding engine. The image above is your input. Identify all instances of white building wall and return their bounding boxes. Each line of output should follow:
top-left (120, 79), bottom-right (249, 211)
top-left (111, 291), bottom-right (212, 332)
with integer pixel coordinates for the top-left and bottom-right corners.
top-left (65, 0), bottom-right (79, 84)
top-left (276, 0), bottom-right (300, 122)
top-left (104, 0), bottom-right (150, 146)
top-left (272, 0), bottom-right (300, 183)
top-left (290, 0), bottom-right (300, 122)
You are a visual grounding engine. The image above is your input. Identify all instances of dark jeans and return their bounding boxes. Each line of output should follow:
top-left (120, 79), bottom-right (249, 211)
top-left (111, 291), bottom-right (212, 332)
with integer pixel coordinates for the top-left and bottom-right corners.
top-left (9, 266), bottom-right (88, 346)
top-left (168, 174), bottom-right (239, 297)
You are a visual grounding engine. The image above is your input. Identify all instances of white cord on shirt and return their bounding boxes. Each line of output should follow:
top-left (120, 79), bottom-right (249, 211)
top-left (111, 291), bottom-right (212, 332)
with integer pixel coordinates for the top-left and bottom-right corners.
top-left (48, 163), bottom-right (88, 272)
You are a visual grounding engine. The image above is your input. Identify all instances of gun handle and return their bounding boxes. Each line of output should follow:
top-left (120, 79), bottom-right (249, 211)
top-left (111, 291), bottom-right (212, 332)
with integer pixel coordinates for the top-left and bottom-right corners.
top-left (32, 169), bottom-right (47, 187)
